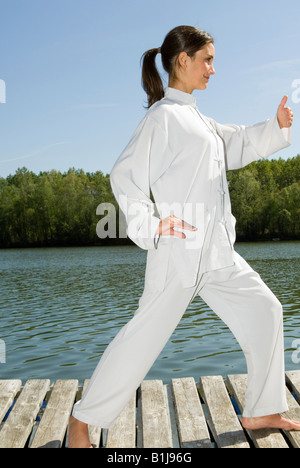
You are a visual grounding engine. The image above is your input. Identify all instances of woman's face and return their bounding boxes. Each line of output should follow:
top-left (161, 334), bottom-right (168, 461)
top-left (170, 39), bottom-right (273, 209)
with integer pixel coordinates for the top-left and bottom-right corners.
top-left (188, 43), bottom-right (216, 90)
top-left (171, 43), bottom-right (216, 93)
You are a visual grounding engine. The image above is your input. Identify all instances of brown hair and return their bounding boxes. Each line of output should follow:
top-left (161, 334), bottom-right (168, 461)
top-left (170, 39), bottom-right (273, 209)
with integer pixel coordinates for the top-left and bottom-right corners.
top-left (141, 26), bottom-right (214, 108)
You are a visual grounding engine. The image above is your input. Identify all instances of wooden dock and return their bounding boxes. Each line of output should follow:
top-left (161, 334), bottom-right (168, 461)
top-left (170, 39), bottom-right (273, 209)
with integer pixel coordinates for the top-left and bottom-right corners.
top-left (0, 371), bottom-right (300, 449)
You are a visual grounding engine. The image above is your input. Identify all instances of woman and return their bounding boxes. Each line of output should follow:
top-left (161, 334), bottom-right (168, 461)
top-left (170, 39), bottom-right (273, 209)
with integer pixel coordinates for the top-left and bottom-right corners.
top-left (69, 26), bottom-right (299, 448)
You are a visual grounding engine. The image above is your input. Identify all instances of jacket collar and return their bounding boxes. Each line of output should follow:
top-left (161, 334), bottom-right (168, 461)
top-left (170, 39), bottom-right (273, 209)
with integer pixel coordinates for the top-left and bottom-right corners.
top-left (164, 87), bottom-right (197, 108)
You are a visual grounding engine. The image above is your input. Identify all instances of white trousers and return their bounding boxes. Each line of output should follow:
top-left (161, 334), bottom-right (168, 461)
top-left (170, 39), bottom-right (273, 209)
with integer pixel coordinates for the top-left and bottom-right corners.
top-left (72, 252), bottom-right (289, 428)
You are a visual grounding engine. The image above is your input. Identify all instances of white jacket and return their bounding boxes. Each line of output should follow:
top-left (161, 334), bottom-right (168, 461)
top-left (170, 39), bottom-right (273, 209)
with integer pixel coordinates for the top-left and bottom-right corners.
top-left (110, 87), bottom-right (292, 290)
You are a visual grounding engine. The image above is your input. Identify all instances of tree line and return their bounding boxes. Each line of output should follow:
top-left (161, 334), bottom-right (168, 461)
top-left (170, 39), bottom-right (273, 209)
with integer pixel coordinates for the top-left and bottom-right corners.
top-left (0, 155), bottom-right (299, 248)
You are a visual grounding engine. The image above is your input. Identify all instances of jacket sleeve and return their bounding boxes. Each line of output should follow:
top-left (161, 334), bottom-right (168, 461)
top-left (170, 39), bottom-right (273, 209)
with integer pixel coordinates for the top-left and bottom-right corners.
top-left (110, 116), bottom-right (167, 250)
top-left (213, 115), bottom-right (292, 170)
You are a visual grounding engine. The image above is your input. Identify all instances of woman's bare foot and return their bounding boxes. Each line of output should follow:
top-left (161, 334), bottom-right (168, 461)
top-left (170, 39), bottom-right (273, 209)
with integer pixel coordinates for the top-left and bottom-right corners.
top-left (242, 414), bottom-right (300, 431)
top-left (68, 416), bottom-right (93, 448)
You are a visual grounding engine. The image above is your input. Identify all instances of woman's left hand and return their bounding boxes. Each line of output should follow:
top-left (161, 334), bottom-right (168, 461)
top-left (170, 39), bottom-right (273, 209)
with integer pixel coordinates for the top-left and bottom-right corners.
top-left (277, 96), bottom-right (293, 128)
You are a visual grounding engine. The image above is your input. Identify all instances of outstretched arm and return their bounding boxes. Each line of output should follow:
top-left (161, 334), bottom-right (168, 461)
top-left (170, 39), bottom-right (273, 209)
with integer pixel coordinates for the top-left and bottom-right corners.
top-left (213, 96), bottom-right (293, 171)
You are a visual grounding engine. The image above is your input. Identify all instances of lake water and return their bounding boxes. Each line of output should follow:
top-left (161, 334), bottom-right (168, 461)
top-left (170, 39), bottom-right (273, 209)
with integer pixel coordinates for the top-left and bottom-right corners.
top-left (0, 242), bottom-right (299, 384)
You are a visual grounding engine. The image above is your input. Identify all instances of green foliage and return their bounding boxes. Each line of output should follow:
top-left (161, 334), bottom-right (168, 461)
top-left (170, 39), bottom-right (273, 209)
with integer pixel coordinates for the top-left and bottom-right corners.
top-left (0, 155), bottom-right (299, 247)
top-left (227, 154), bottom-right (300, 241)
top-left (0, 167), bottom-right (117, 247)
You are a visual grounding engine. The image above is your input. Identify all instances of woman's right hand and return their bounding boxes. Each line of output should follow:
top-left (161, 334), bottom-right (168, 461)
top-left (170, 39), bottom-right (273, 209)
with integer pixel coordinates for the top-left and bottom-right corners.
top-left (155, 214), bottom-right (197, 239)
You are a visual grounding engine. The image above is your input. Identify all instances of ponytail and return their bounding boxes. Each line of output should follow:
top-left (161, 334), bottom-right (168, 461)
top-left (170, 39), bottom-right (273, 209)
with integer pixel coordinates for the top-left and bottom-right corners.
top-left (141, 48), bottom-right (164, 109)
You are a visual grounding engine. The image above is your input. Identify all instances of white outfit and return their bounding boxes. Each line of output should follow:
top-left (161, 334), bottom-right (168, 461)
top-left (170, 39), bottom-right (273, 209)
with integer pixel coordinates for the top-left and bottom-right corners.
top-left (72, 87), bottom-right (291, 427)
top-left (110, 87), bottom-right (291, 289)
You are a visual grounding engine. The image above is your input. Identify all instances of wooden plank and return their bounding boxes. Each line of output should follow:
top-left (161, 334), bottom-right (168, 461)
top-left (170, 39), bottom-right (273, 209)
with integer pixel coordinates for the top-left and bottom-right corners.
top-left (227, 374), bottom-right (289, 448)
top-left (140, 380), bottom-right (172, 448)
top-left (286, 370), bottom-right (300, 401)
top-left (0, 380), bottom-right (22, 424)
top-left (30, 380), bottom-right (78, 448)
top-left (172, 377), bottom-right (212, 448)
top-left (106, 394), bottom-right (136, 448)
top-left (64, 379), bottom-right (102, 448)
top-left (199, 375), bottom-right (249, 448)
top-left (0, 379), bottom-right (50, 448)
top-left (165, 384), bottom-right (180, 448)
top-left (281, 388), bottom-right (300, 448)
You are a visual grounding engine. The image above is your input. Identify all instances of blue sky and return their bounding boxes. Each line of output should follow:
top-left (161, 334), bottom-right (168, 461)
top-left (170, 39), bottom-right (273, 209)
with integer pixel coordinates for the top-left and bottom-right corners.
top-left (0, 0), bottom-right (299, 178)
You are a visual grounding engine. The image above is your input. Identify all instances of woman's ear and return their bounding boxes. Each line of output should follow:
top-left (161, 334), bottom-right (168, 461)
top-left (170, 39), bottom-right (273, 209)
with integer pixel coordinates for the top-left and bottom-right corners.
top-left (177, 51), bottom-right (190, 70)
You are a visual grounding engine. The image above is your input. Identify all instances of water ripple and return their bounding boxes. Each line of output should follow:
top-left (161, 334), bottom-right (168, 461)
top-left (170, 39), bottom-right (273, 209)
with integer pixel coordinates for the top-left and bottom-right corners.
top-left (0, 242), bottom-right (299, 383)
